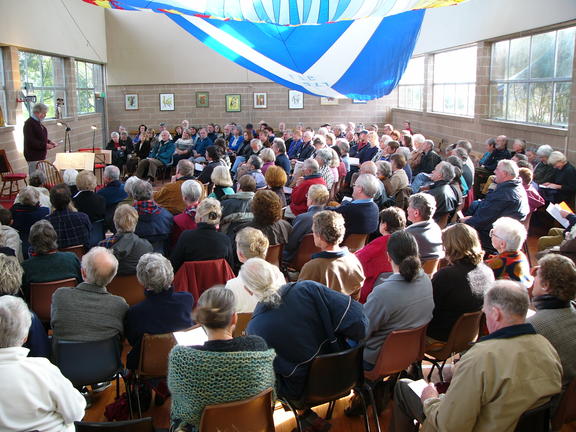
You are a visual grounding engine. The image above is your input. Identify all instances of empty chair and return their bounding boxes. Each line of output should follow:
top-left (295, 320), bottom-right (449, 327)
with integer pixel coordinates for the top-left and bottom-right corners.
top-left (199, 388), bottom-right (275, 432)
top-left (341, 233), bottom-right (368, 253)
top-left (106, 275), bottom-right (146, 306)
top-left (75, 417), bottom-right (155, 432)
top-left (0, 148), bottom-right (27, 197)
top-left (30, 277), bottom-right (77, 322)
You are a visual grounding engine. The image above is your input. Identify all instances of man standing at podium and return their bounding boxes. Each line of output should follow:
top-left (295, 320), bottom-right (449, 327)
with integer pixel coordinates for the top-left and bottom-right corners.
top-left (23, 103), bottom-right (57, 174)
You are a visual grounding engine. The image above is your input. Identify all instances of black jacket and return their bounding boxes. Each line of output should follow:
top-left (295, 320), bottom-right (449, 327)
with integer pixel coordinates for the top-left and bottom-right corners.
top-left (73, 190), bottom-right (106, 222)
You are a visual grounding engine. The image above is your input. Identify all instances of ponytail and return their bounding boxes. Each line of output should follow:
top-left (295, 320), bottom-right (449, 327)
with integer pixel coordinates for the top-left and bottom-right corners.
top-left (387, 231), bottom-right (421, 281)
top-left (399, 255), bottom-right (421, 282)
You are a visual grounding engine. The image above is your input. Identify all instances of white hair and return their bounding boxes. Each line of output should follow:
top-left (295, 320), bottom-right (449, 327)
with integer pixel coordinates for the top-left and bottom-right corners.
top-left (536, 145), bottom-right (553, 158)
top-left (181, 179), bottom-right (203, 203)
top-left (548, 151), bottom-right (566, 166)
top-left (239, 258), bottom-right (283, 306)
top-left (63, 169), bottom-right (78, 186)
top-left (124, 176), bottom-right (140, 198)
top-left (355, 174), bottom-right (380, 198)
top-left (303, 158), bottom-right (319, 174)
top-left (104, 165), bottom-right (121, 181)
top-left (81, 247), bottom-right (118, 287)
top-left (136, 253), bottom-right (174, 293)
top-left (497, 159), bottom-right (519, 179)
top-left (32, 103), bottom-right (48, 114)
top-left (492, 217), bottom-right (527, 251)
top-left (111, 131), bottom-right (120, 139)
top-left (412, 134), bottom-right (426, 146)
top-left (0, 296), bottom-right (31, 348)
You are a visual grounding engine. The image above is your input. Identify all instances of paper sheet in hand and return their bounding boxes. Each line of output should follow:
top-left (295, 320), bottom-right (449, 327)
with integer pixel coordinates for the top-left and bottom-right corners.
top-left (194, 163), bottom-right (204, 172)
top-left (546, 203), bottom-right (570, 228)
top-left (349, 157), bottom-right (360, 166)
top-left (173, 326), bottom-right (208, 346)
top-left (408, 379), bottom-right (430, 398)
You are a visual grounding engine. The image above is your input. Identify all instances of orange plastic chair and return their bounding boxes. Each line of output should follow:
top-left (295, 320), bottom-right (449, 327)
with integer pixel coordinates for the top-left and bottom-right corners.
top-left (264, 243), bottom-right (283, 268)
top-left (106, 275), bottom-right (146, 306)
top-left (232, 313), bottom-right (253, 337)
top-left (30, 277), bottom-right (77, 322)
top-left (422, 259), bottom-right (439, 277)
top-left (59, 245), bottom-right (85, 260)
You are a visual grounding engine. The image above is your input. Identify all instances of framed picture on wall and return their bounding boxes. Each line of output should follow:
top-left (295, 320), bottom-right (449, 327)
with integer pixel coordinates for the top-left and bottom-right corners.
top-left (253, 92), bottom-right (267, 109)
top-left (160, 93), bottom-right (175, 111)
top-left (196, 92), bottom-right (209, 108)
top-left (125, 94), bottom-right (138, 110)
top-left (320, 97), bottom-right (339, 105)
top-left (288, 90), bottom-right (304, 109)
top-left (352, 99), bottom-right (367, 104)
top-left (226, 94), bottom-right (241, 112)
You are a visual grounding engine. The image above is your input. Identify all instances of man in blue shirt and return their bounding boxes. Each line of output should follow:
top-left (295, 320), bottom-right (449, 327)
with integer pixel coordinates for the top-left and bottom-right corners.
top-left (193, 128), bottom-right (213, 162)
top-left (272, 138), bottom-right (291, 176)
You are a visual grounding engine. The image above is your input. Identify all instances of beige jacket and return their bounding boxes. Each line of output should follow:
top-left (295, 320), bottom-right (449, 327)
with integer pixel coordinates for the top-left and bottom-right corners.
top-left (423, 331), bottom-right (562, 432)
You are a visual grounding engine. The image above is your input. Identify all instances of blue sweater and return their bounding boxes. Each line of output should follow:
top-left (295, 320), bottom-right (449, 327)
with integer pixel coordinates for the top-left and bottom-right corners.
top-left (329, 200), bottom-right (379, 235)
top-left (149, 140), bottom-right (176, 165)
top-left (275, 153), bottom-right (291, 176)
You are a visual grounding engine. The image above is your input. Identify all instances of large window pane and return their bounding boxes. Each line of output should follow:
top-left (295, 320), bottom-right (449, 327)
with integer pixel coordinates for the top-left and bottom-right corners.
top-left (400, 57), bottom-right (424, 85)
top-left (491, 41), bottom-right (509, 80)
top-left (489, 83), bottom-right (507, 119)
top-left (528, 82), bottom-right (552, 124)
top-left (76, 60), bottom-right (102, 114)
top-left (530, 32), bottom-right (555, 79)
top-left (553, 82), bottom-right (571, 126)
top-left (398, 57), bottom-right (424, 110)
top-left (556, 27), bottom-right (576, 78)
top-left (509, 37), bottom-right (530, 80)
top-left (507, 83), bottom-right (528, 122)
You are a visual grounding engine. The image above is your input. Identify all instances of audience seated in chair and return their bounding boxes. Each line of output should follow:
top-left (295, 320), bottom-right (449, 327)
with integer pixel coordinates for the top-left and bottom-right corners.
top-left (388, 154), bottom-right (409, 196)
top-left (13, 170), bottom-right (50, 209)
top-left (485, 217), bottom-right (533, 289)
top-left (170, 198), bottom-right (234, 273)
top-left (21, 220), bottom-right (82, 301)
top-left (427, 224), bottom-right (494, 345)
top-left (0, 208), bottom-right (23, 262)
top-left (63, 169), bottom-right (79, 197)
top-left (0, 254), bottom-right (49, 358)
top-left (356, 207), bottom-right (406, 303)
top-left (131, 179), bottom-right (174, 254)
top-left (283, 184), bottom-right (329, 263)
top-left (197, 144), bottom-right (226, 185)
top-left (0, 296), bottom-right (86, 430)
top-left (532, 144), bottom-right (556, 185)
top-left (264, 165), bottom-right (288, 208)
top-left (208, 165), bottom-right (234, 201)
top-left (244, 258), bottom-right (366, 401)
top-left (73, 170), bottom-right (106, 223)
top-left (135, 129), bottom-right (175, 181)
top-left (124, 253), bottom-right (193, 371)
top-left (153, 159), bottom-right (195, 215)
top-left (537, 208), bottom-right (576, 252)
top-left (238, 155), bottom-right (267, 189)
top-left (518, 167), bottom-right (544, 214)
top-left (405, 193), bottom-right (444, 261)
top-left (97, 165), bottom-right (128, 208)
top-left (45, 183), bottom-right (92, 250)
top-left (51, 247), bottom-right (129, 343)
top-left (390, 281), bottom-right (562, 432)
top-left (288, 158), bottom-right (327, 217)
top-left (99, 204), bottom-right (153, 276)
top-left (424, 161), bottom-right (461, 221)
top-left (298, 210), bottom-right (365, 300)
top-left (171, 179), bottom-right (203, 243)
top-left (168, 286), bottom-right (274, 431)
top-left (540, 150), bottom-right (576, 205)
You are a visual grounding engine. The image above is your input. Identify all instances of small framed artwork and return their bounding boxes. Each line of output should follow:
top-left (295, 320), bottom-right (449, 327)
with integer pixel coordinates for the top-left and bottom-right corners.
top-left (225, 94), bottom-right (241, 112)
top-left (320, 97), bottom-right (339, 106)
top-left (125, 94), bottom-right (138, 110)
top-left (160, 93), bottom-right (175, 111)
top-left (289, 90), bottom-right (304, 109)
top-left (196, 91), bottom-right (209, 108)
top-left (352, 99), bottom-right (367, 104)
top-left (253, 92), bottom-right (267, 109)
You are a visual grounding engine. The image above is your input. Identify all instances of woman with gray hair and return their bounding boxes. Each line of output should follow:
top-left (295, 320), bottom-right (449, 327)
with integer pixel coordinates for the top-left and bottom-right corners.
top-left (14, 170), bottom-right (51, 209)
top-left (124, 253), bottom-right (193, 371)
top-left (485, 217), bottom-right (532, 288)
top-left (170, 198), bottom-right (234, 272)
top-left (315, 148), bottom-right (335, 190)
top-left (541, 150), bottom-right (576, 204)
top-left (21, 220), bottom-right (81, 300)
top-left (98, 204), bottom-right (153, 276)
top-left (533, 144), bottom-right (556, 185)
top-left (0, 296), bottom-right (86, 430)
top-left (63, 169), bottom-right (79, 196)
top-left (11, 187), bottom-right (50, 258)
top-left (72, 170), bottom-right (106, 222)
top-left (172, 179), bottom-right (204, 243)
top-left (23, 102), bottom-right (57, 174)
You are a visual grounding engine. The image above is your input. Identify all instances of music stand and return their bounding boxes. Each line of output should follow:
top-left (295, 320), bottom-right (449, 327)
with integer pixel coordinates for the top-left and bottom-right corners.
top-left (57, 121), bottom-right (72, 153)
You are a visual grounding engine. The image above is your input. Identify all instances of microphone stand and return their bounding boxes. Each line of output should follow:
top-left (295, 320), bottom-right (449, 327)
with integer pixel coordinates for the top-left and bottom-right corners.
top-left (57, 121), bottom-right (72, 153)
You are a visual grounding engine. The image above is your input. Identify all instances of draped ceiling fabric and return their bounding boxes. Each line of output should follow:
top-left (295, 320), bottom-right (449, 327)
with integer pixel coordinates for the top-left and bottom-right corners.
top-left (83, 0), bottom-right (467, 100)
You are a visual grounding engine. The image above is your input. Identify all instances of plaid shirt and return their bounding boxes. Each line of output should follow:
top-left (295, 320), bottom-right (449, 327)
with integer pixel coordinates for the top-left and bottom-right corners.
top-left (46, 209), bottom-right (92, 249)
top-left (99, 234), bottom-right (120, 249)
top-left (133, 200), bottom-right (161, 215)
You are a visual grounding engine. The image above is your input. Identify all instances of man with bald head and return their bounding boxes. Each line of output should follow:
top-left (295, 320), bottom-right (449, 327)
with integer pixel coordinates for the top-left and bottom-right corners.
top-left (51, 247), bottom-right (129, 342)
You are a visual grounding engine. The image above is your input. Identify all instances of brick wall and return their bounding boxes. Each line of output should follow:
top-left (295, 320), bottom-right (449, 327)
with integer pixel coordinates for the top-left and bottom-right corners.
top-left (106, 82), bottom-right (397, 133)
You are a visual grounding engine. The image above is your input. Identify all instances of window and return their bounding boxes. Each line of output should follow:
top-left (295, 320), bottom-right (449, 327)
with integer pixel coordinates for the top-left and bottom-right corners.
top-left (490, 27), bottom-right (575, 127)
top-left (19, 51), bottom-right (66, 119)
top-left (76, 60), bottom-right (103, 114)
top-left (432, 46), bottom-right (477, 117)
top-left (0, 51), bottom-right (7, 125)
top-left (398, 57), bottom-right (425, 110)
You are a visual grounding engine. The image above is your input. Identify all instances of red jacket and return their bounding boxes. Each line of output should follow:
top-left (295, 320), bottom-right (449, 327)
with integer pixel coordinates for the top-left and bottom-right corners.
top-left (355, 234), bottom-right (393, 303)
top-left (173, 259), bottom-right (235, 300)
top-left (290, 174), bottom-right (326, 216)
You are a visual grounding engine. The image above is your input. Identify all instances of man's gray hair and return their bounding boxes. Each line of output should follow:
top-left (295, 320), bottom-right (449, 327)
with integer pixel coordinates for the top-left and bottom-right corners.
top-left (32, 103), bottom-right (48, 114)
top-left (29, 170), bottom-right (46, 187)
top-left (136, 253), bottom-right (174, 293)
top-left (132, 179), bottom-right (153, 201)
top-left (492, 217), bottom-right (527, 251)
top-left (376, 161), bottom-right (392, 179)
top-left (248, 155), bottom-right (263, 170)
top-left (536, 144), bottom-right (553, 158)
top-left (124, 176), bottom-right (140, 198)
top-left (548, 151), bottom-right (566, 166)
top-left (239, 258), bottom-right (283, 306)
top-left (176, 159), bottom-right (194, 177)
top-left (272, 138), bottom-right (286, 153)
top-left (412, 134), bottom-right (426, 146)
top-left (485, 280), bottom-right (529, 318)
top-left (497, 159), bottom-right (519, 179)
top-left (453, 147), bottom-right (469, 161)
top-left (409, 193), bottom-right (436, 220)
top-left (424, 139), bottom-right (435, 150)
top-left (316, 148), bottom-right (333, 166)
top-left (104, 165), bottom-right (121, 181)
top-left (63, 169), bottom-right (78, 186)
top-left (355, 174), bottom-right (380, 198)
top-left (181, 179), bottom-right (203, 203)
top-left (111, 131), bottom-right (120, 139)
top-left (0, 254), bottom-right (23, 296)
top-left (336, 138), bottom-right (350, 154)
top-left (436, 161), bottom-right (455, 182)
top-left (303, 158), bottom-right (319, 174)
top-left (0, 296), bottom-right (31, 349)
top-left (19, 186), bottom-right (40, 207)
top-left (29, 220), bottom-right (58, 253)
top-left (81, 247), bottom-right (118, 287)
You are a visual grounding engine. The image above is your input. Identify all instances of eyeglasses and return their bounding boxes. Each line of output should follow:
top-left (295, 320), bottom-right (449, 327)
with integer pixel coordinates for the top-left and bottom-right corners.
top-left (489, 229), bottom-right (502, 240)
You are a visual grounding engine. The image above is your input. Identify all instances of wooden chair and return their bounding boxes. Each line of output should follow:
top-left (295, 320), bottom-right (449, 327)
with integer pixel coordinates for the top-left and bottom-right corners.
top-left (0, 149), bottom-right (27, 197)
top-left (106, 275), bottom-right (146, 306)
top-left (30, 277), bottom-right (77, 322)
top-left (265, 243), bottom-right (283, 268)
top-left (342, 233), bottom-right (368, 253)
top-left (288, 233), bottom-right (321, 272)
top-left (551, 377), bottom-right (576, 431)
top-left (435, 213), bottom-right (450, 229)
top-left (59, 245), bottom-right (85, 260)
top-left (199, 388), bottom-right (275, 432)
top-left (424, 310), bottom-right (483, 381)
top-left (233, 313), bottom-right (252, 337)
top-left (35, 160), bottom-right (63, 188)
top-left (78, 148), bottom-right (106, 184)
top-left (522, 212), bottom-right (533, 265)
top-left (75, 417), bottom-right (155, 432)
top-left (422, 258), bottom-right (439, 277)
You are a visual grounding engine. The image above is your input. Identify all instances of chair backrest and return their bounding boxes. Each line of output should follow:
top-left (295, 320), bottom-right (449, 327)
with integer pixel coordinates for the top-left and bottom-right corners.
top-left (53, 336), bottom-right (122, 387)
top-left (290, 233), bottom-right (321, 271)
top-left (59, 245), bottom-right (85, 260)
top-left (75, 417), bottom-right (155, 432)
top-left (30, 278), bottom-right (77, 322)
top-left (300, 344), bottom-right (365, 405)
top-left (514, 401), bottom-right (552, 432)
top-left (428, 311), bottom-right (483, 360)
top-left (106, 274), bottom-right (146, 306)
top-left (89, 219), bottom-right (106, 248)
top-left (422, 259), bottom-right (439, 276)
top-left (199, 388), bottom-right (275, 432)
top-left (232, 313), bottom-right (252, 337)
top-left (341, 233), bottom-right (368, 253)
top-left (264, 243), bottom-right (283, 268)
top-left (551, 378), bottom-right (576, 430)
top-left (394, 186), bottom-right (412, 211)
top-left (0, 149), bottom-right (13, 175)
top-left (436, 213), bottom-right (450, 229)
top-left (137, 332), bottom-right (178, 378)
top-left (173, 259), bottom-right (236, 299)
top-left (365, 324), bottom-right (427, 382)
top-left (35, 160), bottom-right (63, 187)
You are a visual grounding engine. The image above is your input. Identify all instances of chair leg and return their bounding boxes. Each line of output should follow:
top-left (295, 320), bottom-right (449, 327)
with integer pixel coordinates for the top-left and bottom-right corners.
top-left (325, 400), bottom-right (336, 420)
top-left (356, 387), bottom-right (372, 432)
top-left (284, 400), bottom-right (303, 432)
top-left (437, 360), bottom-right (447, 382)
top-left (364, 383), bottom-right (382, 432)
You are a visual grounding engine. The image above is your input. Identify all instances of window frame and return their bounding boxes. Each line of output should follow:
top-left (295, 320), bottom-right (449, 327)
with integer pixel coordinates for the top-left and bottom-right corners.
top-left (397, 56), bottom-right (425, 111)
top-left (0, 50), bottom-right (7, 125)
top-left (76, 60), bottom-right (103, 115)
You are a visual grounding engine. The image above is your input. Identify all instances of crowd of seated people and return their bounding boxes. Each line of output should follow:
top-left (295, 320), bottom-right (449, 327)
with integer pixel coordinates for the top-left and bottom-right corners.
top-left (1, 119), bottom-right (576, 432)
